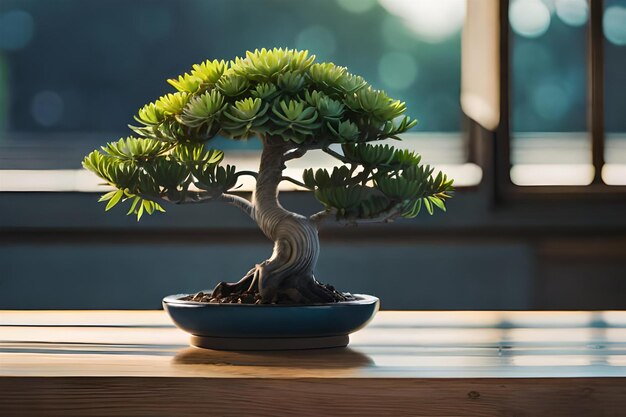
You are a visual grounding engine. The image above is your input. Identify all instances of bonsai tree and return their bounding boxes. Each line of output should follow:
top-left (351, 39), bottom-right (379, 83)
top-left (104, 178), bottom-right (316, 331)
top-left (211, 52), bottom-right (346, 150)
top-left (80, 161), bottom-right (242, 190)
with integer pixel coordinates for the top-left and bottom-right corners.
top-left (83, 48), bottom-right (453, 305)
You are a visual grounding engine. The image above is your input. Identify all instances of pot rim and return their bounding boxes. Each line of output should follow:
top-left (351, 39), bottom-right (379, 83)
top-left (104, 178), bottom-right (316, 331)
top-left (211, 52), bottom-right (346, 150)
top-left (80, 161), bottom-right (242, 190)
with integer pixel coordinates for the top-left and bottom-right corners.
top-left (163, 292), bottom-right (379, 308)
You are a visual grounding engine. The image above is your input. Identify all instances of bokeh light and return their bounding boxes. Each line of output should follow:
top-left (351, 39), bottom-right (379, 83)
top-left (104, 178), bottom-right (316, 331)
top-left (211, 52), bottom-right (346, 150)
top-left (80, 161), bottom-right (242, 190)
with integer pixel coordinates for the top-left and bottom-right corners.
top-left (555, 0), bottom-right (588, 26)
top-left (511, 0), bottom-right (588, 134)
top-left (510, 0), bottom-right (552, 38)
top-left (603, 5), bottom-right (626, 46)
top-left (1, 0), bottom-right (464, 135)
top-left (378, 0), bottom-right (465, 43)
top-left (380, 15), bottom-right (416, 50)
top-left (336, 0), bottom-right (377, 14)
top-left (0, 10), bottom-right (35, 51)
top-left (531, 81), bottom-right (570, 120)
top-left (295, 25), bottom-right (337, 60)
top-left (31, 91), bottom-right (64, 127)
top-left (378, 51), bottom-right (418, 90)
top-left (513, 42), bottom-right (553, 76)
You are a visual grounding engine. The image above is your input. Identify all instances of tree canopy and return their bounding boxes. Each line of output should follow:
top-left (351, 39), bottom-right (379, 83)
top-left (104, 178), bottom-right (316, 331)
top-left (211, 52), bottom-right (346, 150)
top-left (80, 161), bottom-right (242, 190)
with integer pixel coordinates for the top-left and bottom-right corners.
top-left (83, 48), bottom-right (453, 222)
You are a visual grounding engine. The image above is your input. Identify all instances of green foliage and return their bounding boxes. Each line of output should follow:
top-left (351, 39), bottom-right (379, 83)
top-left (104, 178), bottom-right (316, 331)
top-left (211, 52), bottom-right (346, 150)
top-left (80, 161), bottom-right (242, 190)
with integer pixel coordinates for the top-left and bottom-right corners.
top-left (270, 100), bottom-right (320, 143)
top-left (345, 88), bottom-right (407, 122)
top-left (155, 92), bottom-right (190, 115)
top-left (83, 150), bottom-right (139, 190)
top-left (101, 137), bottom-right (173, 161)
top-left (328, 120), bottom-right (359, 142)
top-left (232, 49), bottom-right (315, 82)
top-left (97, 190), bottom-right (165, 220)
top-left (167, 73), bottom-right (202, 94)
top-left (303, 143), bottom-right (453, 220)
top-left (315, 185), bottom-right (365, 213)
top-left (171, 143), bottom-right (224, 165)
top-left (83, 48), bottom-right (453, 223)
top-left (135, 103), bottom-right (165, 126)
top-left (252, 83), bottom-right (279, 100)
top-left (180, 90), bottom-right (226, 129)
top-left (305, 91), bottom-right (344, 122)
top-left (191, 59), bottom-right (228, 85)
top-left (277, 71), bottom-right (307, 93)
top-left (83, 136), bottom-right (239, 220)
top-left (342, 143), bottom-right (396, 166)
top-left (309, 63), bottom-right (359, 94)
top-left (121, 48), bottom-right (417, 146)
top-left (193, 164), bottom-right (238, 192)
top-left (217, 74), bottom-right (250, 97)
top-left (222, 98), bottom-right (270, 138)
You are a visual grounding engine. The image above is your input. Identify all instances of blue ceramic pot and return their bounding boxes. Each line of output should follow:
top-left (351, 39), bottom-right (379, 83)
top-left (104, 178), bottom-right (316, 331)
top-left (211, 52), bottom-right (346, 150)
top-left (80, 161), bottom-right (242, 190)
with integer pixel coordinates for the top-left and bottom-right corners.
top-left (163, 293), bottom-right (379, 350)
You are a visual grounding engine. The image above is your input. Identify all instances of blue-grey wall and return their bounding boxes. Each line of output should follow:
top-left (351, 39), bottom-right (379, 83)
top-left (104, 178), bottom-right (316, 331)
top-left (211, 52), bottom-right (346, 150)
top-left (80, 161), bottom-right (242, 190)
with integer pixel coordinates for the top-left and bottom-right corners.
top-left (0, 241), bottom-right (533, 309)
top-left (3, 191), bottom-right (626, 310)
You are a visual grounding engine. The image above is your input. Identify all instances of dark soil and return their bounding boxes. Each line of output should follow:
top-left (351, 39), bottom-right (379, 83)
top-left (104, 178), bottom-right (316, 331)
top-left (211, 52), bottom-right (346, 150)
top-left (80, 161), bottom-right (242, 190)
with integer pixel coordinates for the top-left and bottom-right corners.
top-left (180, 284), bottom-right (354, 305)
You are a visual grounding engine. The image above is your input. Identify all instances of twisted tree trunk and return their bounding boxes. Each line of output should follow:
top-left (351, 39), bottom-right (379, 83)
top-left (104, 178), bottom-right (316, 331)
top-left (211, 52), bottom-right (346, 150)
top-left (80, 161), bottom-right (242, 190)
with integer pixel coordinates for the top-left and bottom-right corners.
top-left (202, 138), bottom-right (348, 304)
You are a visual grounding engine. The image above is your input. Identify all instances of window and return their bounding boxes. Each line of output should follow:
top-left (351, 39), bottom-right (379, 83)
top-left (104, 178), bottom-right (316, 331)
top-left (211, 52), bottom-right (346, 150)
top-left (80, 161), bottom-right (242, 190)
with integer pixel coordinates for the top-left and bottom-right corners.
top-left (0, 0), bottom-right (478, 192)
top-left (510, 0), bottom-right (590, 186)
top-left (501, 0), bottom-right (626, 191)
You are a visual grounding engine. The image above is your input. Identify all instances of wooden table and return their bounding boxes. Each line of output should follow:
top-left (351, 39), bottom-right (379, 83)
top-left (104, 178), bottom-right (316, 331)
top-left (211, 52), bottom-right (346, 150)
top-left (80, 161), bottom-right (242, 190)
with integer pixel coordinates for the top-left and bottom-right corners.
top-left (1, 310), bottom-right (625, 416)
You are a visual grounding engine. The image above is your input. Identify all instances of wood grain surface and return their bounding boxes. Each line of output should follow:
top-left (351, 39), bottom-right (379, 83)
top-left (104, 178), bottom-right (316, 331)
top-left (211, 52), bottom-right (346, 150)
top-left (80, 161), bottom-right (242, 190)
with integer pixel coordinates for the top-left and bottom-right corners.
top-left (1, 310), bottom-right (626, 416)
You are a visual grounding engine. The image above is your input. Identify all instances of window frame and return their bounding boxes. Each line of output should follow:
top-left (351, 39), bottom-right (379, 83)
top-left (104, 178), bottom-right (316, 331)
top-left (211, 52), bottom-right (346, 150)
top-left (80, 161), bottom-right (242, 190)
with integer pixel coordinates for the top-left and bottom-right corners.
top-left (486, 0), bottom-right (626, 203)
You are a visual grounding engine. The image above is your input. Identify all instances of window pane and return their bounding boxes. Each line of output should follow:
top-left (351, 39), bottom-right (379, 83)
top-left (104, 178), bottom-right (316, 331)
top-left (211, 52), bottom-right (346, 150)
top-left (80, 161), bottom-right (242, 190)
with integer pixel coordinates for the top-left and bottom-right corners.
top-left (509, 0), bottom-right (592, 185)
top-left (603, 0), bottom-right (626, 184)
top-left (0, 0), bottom-right (466, 182)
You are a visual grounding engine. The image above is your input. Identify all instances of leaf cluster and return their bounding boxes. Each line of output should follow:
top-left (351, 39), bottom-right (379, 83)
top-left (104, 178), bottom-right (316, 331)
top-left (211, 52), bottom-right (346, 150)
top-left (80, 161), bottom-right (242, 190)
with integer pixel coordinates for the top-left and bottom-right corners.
top-left (303, 143), bottom-right (453, 220)
top-left (129, 48), bottom-right (416, 145)
top-left (83, 137), bottom-right (240, 219)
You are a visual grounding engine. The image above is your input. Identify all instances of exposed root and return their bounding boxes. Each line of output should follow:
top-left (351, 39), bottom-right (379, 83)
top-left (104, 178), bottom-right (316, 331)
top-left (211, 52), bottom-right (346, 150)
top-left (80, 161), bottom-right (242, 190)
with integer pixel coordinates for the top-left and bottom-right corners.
top-left (181, 265), bottom-right (354, 305)
top-left (283, 277), bottom-right (354, 304)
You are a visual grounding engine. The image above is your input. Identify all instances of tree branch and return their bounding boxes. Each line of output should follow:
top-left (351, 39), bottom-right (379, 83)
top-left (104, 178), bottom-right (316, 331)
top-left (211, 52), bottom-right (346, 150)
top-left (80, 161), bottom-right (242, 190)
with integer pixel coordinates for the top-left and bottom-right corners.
top-left (322, 147), bottom-right (350, 164)
top-left (280, 176), bottom-right (310, 189)
top-left (351, 168), bottom-right (372, 185)
top-left (236, 170), bottom-right (259, 179)
top-left (283, 148), bottom-right (308, 161)
top-left (144, 191), bottom-right (255, 219)
top-left (219, 193), bottom-right (255, 218)
top-left (311, 204), bottom-right (404, 228)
